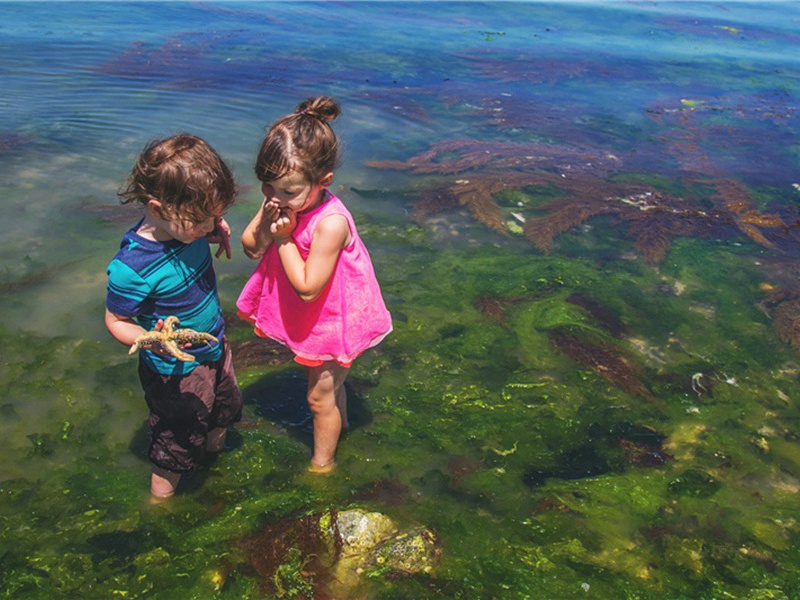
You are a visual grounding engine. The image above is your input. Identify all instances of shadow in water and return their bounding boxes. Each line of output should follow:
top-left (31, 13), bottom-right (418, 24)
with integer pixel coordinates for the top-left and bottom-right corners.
top-left (83, 526), bottom-right (168, 567)
top-left (243, 367), bottom-right (373, 451)
top-left (128, 421), bottom-right (151, 465)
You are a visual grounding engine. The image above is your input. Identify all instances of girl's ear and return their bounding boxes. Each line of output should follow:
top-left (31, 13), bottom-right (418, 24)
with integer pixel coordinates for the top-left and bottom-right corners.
top-left (319, 172), bottom-right (334, 187)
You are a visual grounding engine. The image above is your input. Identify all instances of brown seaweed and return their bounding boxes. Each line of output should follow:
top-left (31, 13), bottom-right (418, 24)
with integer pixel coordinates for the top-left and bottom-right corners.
top-left (474, 295), bottom-right (511, 325)
top-left (369, 139), bottom-right (621, 236)
top-left (566, 294), bottom-right (627, 338)
top-left (97, 31), bottom-right (308, 91)
top-left (351, 478), bottom-right (412, 507)
top-left (247, 512), bottom-right (334, 598)
top-left (368, 138), bottom-right (618, 176)
top-left (530, 496), bottom-right (571, 515)
top-left (369, 84), bottom-right (800, 263)
top-left (474, 293), bottom-right (537, 328)
top-left (549, 330), bottom-right (655, 402)
top-left (370, 136), bottom-right (797, 263)
top-left (770, 298), bottom-right (800, 348)
top-left (464, 52), bottom-right (593, 85)
top-left (447, 455), bottom-right (485, 487)
top-left (617, 424), bottom-right (674, 468)
top-left (757, 286), bottom-right (800, 350)
top-left (648, 95), bottom-right (800, 184)
top-left (0, 133), bottom-right (33, 153)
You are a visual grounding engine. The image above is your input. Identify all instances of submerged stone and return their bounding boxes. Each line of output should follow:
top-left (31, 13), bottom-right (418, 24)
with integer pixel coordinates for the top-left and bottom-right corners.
top-left (323, 509), bottom-right (398, 554)
top-left (248, 508), bottom-right (441, 597)
top-left (364, 526), bottom-right (441, 574)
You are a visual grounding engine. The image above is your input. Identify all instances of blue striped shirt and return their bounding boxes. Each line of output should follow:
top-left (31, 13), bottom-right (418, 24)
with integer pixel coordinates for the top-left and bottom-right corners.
top-left (106, 220), bottom-right (224, 375)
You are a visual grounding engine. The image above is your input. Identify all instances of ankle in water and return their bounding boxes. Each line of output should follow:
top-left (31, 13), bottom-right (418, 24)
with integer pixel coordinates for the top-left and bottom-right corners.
top-left (150, 466), bottom-right (181, 499)
top-left (307, 460), bottom-right (336, 474)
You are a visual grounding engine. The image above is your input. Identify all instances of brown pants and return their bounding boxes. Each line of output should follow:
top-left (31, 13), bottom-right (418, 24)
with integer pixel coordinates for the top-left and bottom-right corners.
top-left (138, 336), bottom-right (242, 473)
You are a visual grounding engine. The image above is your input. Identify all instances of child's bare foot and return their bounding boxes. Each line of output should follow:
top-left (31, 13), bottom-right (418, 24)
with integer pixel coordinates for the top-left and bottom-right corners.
top-left (307, 460), bottom-right (336, 474)
top-left (150, 466), bottom-right (181, 502)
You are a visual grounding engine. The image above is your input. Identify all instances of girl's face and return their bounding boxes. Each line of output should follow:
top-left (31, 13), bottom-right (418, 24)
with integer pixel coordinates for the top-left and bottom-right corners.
top-left (261, 170), bottom-right (326, 213)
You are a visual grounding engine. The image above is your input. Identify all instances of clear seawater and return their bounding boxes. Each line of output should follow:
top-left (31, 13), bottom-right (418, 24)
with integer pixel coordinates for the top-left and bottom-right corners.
top-left (2, 2), bottom-right (800, 598)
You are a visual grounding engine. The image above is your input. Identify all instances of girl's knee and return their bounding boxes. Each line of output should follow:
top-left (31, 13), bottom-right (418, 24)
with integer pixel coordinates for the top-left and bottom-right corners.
top-left (306, 390), bottom-right (337, 415)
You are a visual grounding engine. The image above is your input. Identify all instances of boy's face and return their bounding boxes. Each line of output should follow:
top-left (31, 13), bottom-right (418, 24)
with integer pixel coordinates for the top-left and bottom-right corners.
top-left (153, 203), bottom-right (224, 244)
top-left (261, 170), bottom-right (323, 213)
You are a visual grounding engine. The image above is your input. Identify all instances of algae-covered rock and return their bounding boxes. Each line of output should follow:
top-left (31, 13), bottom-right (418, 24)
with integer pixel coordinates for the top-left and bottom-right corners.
top-left (326, 509), bottom-right (398, 553)
top-left (249, 507), bottom-right (441, 598)
top-left (364, 526), bottom-right (441, 574)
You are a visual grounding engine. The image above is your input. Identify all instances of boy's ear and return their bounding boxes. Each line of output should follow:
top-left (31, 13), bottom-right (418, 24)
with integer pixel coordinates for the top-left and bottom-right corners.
top-left (320, 172), bottom-right (334, 187)
top-left (147, 199), bottom-right (165, 219)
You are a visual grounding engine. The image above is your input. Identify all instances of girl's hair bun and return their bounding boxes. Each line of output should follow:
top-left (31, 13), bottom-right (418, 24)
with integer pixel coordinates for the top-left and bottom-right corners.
top-left (297, 96), bottom-right (340, 123)
top-left (255, 95), bottom-right (342, 183)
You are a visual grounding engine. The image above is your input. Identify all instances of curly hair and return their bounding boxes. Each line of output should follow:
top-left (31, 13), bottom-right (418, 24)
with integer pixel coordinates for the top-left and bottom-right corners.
top-left (254, 95), bottom-right (341, 185)
top-left (119, 134), bottom-right (236, 222)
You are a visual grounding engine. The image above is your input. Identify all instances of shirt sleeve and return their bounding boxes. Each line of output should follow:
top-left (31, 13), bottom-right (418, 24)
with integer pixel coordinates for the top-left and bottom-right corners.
top-left (106, 258), bottom-right (153, 318)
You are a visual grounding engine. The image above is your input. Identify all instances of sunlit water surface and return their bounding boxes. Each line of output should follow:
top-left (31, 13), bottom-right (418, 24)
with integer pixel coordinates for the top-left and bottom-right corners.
top-left (2, 2), bottom-right (800, 598)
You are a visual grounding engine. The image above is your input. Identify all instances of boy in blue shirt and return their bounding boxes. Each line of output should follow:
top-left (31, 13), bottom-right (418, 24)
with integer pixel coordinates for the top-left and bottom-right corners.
top-left (105, 134), bottom-right (241, 501)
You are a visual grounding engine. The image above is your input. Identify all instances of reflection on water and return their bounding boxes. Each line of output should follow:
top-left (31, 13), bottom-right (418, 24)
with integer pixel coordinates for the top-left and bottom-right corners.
top-left (2, 1), bottom-right (800, 597)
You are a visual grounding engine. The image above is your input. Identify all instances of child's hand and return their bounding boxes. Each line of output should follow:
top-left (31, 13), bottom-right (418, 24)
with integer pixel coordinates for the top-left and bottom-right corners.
top-left (144, 318), bottom-right (193, 357)
top-left (270, 208), bottom-right (296, 241)
top-left (145, 319), bottom-right (181, 358)
top-left (262, 199), bottom-right (281, 223)
top-left (207, 217), bottom-right (232, 259)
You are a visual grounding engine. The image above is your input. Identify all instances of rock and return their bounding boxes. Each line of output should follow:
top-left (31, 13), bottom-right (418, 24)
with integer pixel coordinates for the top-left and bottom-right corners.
top-left (364, 526), bottom-right (441, 574)
top-left (249, 507), bottom-right (441, 597)
top-left (324, 509), bottom-right (398, 554)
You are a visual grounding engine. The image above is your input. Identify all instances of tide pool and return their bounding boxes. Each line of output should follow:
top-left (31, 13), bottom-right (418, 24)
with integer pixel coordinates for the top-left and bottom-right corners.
top-left (2, 2), bottom-right (800, 598)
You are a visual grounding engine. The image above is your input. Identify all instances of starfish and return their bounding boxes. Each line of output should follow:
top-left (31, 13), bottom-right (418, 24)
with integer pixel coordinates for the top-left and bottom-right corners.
top-left (128, 316), bottom-right (218, 362)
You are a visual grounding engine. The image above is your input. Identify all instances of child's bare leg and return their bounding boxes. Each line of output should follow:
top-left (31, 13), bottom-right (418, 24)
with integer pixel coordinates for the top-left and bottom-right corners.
top-left (206, 427), bottom-right (227, 452)
top-left (306, 362), bottom-right (350, 470)
top-left (150, 465), bottom-right (181, 501)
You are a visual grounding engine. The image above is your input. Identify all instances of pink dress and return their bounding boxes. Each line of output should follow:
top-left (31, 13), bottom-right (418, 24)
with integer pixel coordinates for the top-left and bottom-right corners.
top-left (237, 191), bottom-right (392, 367)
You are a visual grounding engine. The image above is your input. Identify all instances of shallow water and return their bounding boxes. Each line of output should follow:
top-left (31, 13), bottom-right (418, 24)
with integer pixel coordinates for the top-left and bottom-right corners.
top-left (3, 1), bottom-right (800, 598)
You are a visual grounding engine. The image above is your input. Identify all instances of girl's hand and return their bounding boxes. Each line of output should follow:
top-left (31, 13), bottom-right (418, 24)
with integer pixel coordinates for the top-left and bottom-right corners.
top-left (270, 208), bottom-right (297, 241)
top-left (207, 217), bottom-right (232, 259)
top-left (262, 199), bottom-right (281, 223)
top-left (241, 199), bottom-right (285, 260)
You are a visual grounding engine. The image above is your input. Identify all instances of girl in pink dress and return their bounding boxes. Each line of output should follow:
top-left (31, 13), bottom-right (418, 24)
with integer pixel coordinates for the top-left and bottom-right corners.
top-left (237, 96), bottom-right (392, 473)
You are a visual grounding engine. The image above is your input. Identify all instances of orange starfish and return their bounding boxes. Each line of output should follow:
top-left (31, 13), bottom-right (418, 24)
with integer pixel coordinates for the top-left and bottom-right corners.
top-left (128, 316), bottom-right (218, 362)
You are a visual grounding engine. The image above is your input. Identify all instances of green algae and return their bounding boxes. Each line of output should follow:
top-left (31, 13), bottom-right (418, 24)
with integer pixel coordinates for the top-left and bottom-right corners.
top-left (3, 208), bottom-right (800, 598)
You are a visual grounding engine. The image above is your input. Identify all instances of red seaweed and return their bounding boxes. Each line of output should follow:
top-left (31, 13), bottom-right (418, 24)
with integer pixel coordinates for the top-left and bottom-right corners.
top-left (369, 135), bottom-right (798, 264)
top-left (549, 330), bottom-right (655, 402)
